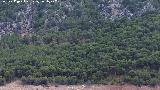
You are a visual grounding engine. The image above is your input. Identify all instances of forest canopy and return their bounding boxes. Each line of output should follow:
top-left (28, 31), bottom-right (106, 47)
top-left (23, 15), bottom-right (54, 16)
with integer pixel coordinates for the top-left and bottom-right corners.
top-left (0, 13), bottom-right (160, 86)
top-left (0, 0), bottom-right (160, 86)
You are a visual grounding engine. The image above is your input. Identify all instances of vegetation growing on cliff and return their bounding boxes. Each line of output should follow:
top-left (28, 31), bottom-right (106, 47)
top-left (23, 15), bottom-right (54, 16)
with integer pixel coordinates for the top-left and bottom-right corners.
top-left (0, 0), bottom-right (160, 86)
top-left (0, 13), bottom-right (160, 86)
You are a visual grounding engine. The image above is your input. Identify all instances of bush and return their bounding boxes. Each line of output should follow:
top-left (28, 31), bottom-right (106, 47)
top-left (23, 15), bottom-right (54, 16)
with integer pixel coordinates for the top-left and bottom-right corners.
top-left (22, 76), bottom-right (49, 85)
top-left (149, 78), bottom-right (160, 86)
top-left (0, 76), bottom-right (6, 85)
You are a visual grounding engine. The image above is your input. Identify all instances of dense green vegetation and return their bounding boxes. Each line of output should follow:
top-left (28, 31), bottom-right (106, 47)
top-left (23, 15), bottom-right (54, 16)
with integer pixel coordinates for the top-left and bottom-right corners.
top-left (0, 0), bottom-right (160, 86)
top-left (0, 13), bottom-right (160, 86)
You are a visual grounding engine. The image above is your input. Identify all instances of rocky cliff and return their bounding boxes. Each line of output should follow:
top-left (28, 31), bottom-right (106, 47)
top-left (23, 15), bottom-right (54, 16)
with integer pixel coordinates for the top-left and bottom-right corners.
top-left (0, 0), bottom-right (160, 36)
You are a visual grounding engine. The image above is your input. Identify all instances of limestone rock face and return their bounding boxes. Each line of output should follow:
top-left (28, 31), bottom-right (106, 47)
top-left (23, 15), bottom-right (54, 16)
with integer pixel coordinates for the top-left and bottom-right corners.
top-left (99, 0), bottom-right (158, 19)
top-left (0, 0), bottom-right (160, 36)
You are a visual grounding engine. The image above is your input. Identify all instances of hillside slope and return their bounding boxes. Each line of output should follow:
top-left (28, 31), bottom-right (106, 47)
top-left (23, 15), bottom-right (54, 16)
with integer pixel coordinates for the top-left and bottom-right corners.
top-left (0, 0), bottom-right (160, 35)
top-left (0, 0), bottom-right (160, 86)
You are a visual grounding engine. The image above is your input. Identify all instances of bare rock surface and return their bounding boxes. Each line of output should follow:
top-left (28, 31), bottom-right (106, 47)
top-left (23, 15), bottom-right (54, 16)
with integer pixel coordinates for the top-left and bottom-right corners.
top-left (0, 81), bottom-right (160, 90)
